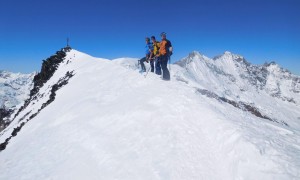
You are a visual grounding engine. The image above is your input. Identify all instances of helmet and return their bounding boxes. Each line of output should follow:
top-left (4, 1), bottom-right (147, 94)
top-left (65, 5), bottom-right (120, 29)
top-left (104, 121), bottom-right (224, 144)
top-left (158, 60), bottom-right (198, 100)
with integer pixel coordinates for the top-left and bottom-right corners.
top-left (160, 32), bottom-right (167, 36)
top-left (151, 36), bottom-right (156, 40)
top-left (145, 37), bottom-right (150, 41)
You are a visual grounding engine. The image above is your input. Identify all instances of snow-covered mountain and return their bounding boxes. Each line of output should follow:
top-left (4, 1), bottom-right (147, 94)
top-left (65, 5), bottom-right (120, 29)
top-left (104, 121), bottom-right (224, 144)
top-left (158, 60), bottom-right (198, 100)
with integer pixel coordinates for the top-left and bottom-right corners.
top-left (0, 70), bottom-right (34, 108)
top-left (0, 70), bottom-right (34, 131)
top-left (0, 48), bottom-right (299, 180)
top-left (175, 51), bottom-right (300, 128)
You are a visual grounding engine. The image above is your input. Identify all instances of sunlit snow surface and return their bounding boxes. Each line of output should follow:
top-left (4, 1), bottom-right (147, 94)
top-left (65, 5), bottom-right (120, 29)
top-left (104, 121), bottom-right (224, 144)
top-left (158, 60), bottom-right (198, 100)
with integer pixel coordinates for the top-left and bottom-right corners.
top-left (0, 50), bottom-right (299, 180)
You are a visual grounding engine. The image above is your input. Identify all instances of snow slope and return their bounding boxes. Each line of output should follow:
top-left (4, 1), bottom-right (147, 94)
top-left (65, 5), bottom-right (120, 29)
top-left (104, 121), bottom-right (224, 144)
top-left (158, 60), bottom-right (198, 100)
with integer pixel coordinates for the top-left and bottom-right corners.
top-left (0, 49), bottom-right (299, 180)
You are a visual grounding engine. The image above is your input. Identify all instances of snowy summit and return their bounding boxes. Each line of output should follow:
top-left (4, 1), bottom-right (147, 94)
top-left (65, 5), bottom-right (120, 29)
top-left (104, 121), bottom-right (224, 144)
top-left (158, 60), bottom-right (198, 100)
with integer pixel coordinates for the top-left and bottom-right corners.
top-left (0, 47), bottom-right (300, 180)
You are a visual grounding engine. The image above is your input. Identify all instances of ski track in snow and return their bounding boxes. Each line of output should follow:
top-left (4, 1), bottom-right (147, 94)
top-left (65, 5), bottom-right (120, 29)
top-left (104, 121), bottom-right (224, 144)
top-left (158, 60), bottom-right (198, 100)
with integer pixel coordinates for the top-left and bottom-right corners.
top-left (0, 49), bottom-right (300, 180)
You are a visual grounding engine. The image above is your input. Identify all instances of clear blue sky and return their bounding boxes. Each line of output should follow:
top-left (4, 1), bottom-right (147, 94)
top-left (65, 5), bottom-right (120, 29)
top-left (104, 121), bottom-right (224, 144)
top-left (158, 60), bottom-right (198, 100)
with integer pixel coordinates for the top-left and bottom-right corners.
top-left (1, 0), bottom-right (299, 75)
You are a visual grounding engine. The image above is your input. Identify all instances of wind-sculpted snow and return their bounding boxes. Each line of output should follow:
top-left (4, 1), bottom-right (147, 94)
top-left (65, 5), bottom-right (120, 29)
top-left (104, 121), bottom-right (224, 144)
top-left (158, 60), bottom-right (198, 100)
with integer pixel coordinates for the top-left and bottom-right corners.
top-left (0, 49), bottom-right (299, 179)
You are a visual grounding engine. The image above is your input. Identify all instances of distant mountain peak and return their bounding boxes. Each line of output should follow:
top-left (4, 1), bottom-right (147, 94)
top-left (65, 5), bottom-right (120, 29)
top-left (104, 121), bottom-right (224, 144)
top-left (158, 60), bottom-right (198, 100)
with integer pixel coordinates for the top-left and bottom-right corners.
top-left (264, 61), bottom-right (278, 67)
top-left (214, 51), bottom-right (244, 59)
top-left (213, 51), bottom-right (250, 67)
top-left (175, 50), bottom-right (299, 100)
top-left (263, 61), bottom-right (292, 75)
top-left (188, 51), bottom-right (203, 58)
top-left (224, 51), bottom-right (232, 54)
top-left (175, 51), bottom-right (206, 67)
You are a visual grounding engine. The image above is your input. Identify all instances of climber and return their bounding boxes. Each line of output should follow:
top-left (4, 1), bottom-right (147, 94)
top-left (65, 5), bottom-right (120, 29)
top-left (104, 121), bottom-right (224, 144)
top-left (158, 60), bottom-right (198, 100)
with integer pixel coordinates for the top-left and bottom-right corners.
top-left (158, 32), bottom-right (172, 80)
top-left (139, 37), bottom-right (154, 72)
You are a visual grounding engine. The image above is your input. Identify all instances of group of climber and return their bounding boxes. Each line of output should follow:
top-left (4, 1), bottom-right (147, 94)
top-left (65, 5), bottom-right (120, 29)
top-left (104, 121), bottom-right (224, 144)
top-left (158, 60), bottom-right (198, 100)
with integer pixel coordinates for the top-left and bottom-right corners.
top-left (139, 32), bottom-right (173, 81)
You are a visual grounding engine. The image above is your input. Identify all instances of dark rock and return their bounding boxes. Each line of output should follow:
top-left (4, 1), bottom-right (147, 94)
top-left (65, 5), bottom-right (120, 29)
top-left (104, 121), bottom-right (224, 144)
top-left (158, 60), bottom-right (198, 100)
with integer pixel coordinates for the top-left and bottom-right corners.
top-left (0, 47), bottom-right (74, 152)
top-left (0, 107), bottom-right (14, 132)
top-left (195, 88), bottom-right (286, 126)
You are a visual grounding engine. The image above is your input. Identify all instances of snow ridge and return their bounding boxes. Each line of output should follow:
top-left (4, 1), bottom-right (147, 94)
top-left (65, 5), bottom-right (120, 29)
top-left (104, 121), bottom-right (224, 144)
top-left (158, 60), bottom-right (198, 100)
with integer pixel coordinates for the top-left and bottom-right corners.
top-left (0, 49), bottom-right (299, 179)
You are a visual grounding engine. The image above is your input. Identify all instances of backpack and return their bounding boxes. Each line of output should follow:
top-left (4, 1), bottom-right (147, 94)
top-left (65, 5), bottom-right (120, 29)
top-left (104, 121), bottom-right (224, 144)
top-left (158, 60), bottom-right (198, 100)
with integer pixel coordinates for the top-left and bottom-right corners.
top-left (153, 42), bottom-right (160, 56)
top-left (159, 39), bottom-right (172, 56)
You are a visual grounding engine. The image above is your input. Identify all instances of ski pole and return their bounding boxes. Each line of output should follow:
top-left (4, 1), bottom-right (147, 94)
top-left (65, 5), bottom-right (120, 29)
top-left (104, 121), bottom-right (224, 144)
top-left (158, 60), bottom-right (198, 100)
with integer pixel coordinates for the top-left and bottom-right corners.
top-left (137, 60), bottom-right (140, 69)
top-left (168, 55), bottom-right (171, 71)
top-left (144, 66), bottom-right (151, 78)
